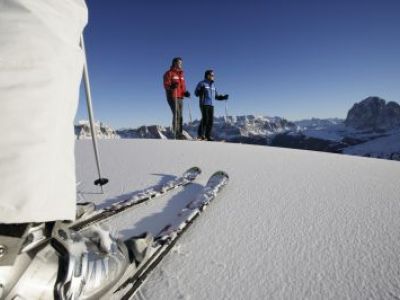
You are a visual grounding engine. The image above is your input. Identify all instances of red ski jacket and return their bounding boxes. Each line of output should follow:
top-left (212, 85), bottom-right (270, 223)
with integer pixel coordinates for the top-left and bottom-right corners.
top-left (163, 67), bottom-right (186, 100)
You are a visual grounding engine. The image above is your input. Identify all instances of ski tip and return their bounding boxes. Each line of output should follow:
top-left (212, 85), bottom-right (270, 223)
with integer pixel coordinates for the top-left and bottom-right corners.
top-left (185, 166), bottom-right (202, 175)
top-left (210, 170), bottom-right (229, 181)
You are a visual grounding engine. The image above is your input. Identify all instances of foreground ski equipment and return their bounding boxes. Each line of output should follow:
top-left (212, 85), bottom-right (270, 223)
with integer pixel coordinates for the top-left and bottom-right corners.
top-left (1, 222), bottom-right (130, 300)
top-left (53, 223), bottom-right (130, 300)
top-left (111, 170), bottom-right (229, 300)
top-left (70, 166), bottom-right (202, 231)
top-left (0, 170), bottom-right (225, 299)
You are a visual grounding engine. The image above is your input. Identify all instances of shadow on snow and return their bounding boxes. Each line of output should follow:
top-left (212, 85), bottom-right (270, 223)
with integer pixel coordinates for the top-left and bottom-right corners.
top-left (118, 182), bottom-right (204, 239)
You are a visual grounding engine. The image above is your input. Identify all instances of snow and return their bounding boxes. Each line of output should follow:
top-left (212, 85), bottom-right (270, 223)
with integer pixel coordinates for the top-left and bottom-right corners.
top-left (302, 127), bottom-right (344, 141)
top-left (295, 119), bottom-right (347, 141)
top-left (75, 139), bottom-right (400, 299)
top-left (344, 131), bottom-right (400, 157)
top-left (301, 124), bottom-right (346, 141)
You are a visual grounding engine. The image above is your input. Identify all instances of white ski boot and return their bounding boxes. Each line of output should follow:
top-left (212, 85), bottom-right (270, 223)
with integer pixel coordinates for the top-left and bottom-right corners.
top-left (75, 202), bottom-right (96, 220)
top-left (0, 221), bottom-right (129, 300)
top-left (125, 232), bottom-right (154, 265)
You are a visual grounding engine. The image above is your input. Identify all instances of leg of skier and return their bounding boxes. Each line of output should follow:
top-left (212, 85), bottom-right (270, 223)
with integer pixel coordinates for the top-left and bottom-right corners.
top-left (166, 97), bottom-right (176, 139)
top-left (0, 1), bottom-right (129, 298)
top-left (172, 87), bottom-right (177, 139)
top-left (177, 99), bottom-right (185, 139)
top-left (205, 105), bottom-right (214, 141)
top-left (174, 88), bottom-right (178, 140)
top-left (198, 104), bottom-right (206, 140)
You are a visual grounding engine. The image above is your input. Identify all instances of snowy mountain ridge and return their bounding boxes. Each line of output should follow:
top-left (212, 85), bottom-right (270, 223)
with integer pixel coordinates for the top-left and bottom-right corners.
top-left (76, 114), bottom-right (400, 160)
top-left (114, 115), bottom-right (297, 141)
top-left (75, 97), bottom-right (400, 160)
top-left (75, 120), bottom-right (119, 140)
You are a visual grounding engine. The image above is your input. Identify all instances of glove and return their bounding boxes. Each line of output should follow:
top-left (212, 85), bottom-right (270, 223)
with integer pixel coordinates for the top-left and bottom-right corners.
top-left (216, 94), bottom-right (229, 101)
top-left (170, 82), bottom-right (178, 90)
top-left (184, 91), bottom-right (191, 98)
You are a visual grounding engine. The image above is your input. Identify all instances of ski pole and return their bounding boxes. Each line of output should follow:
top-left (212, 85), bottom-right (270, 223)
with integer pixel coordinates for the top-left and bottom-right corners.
top-left (173, 87), bottom-right (176, 139)
top-left (224, 99), bottom-right (229, 124)
top-left (80, 34), bottom-right (109, 192)
top-left (188, 99), bottom-right (193, 124)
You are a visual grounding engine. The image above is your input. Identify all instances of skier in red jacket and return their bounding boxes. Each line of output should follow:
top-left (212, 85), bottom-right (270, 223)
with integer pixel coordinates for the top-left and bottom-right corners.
top-left (163, 57), bottom-right (191, 139)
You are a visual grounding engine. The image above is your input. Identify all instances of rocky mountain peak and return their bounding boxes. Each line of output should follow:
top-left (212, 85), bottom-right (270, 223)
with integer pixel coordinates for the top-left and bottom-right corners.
top-left (75, 121), bottom-right (119, 139)
top-left (345, 97), bottom-right (400, 131)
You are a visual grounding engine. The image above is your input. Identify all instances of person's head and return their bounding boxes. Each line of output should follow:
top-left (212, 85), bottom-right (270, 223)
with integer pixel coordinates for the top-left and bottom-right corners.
top-left (171, 57), bottom-right (183, 69)
top-left (204, 69), bottom-right (215, 81)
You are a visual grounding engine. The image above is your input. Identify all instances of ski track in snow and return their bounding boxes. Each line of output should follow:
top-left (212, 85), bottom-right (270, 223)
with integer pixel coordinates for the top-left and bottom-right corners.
top-left (76, 139), bottom-right (400, 299)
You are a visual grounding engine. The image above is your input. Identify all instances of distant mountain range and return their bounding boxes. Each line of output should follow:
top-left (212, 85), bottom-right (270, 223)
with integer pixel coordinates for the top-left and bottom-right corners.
top-left (75, 97), bottom-right (400, 161)
top-left (75, 120), bottom-right (119, 140)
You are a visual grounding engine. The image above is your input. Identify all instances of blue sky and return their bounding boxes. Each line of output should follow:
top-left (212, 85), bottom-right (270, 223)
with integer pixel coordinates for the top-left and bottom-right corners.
top-left (75, 0), bottom-right (400, 129)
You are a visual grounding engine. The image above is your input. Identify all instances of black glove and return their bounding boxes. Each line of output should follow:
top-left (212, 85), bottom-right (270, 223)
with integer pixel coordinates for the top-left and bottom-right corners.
top-left (184, 91), bottom-right (191, 98)
top-left (216, 94), bottom-right (229, 101)
top-left (170, 82), bottom-right (178, 90)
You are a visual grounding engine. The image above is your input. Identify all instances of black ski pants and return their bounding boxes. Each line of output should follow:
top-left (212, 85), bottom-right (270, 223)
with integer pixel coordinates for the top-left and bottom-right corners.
top-left (167, 97), bottom-right (183, 136)
top-left (198, 104), bottom-right (214, 139)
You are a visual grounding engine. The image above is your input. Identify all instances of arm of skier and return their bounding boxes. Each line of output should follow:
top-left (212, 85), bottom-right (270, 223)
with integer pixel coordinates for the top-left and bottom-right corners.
top-left (182, 71), bottom-right (190, 97)
top-left (163, 72), bottom-right (177, 90)
top-left (215, 88), bottom-right (229, 101)
top-left (195, 82), bottom-right (204, 98)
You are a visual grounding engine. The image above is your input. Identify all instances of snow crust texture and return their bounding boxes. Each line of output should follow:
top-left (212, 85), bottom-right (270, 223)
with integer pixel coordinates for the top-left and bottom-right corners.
top-left (76, 139), bottom-right (400, 299)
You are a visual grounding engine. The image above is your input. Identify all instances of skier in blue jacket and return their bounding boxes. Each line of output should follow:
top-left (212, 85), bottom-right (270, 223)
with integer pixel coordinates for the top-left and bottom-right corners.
top-left (195, 70), bottom-right (229, 141)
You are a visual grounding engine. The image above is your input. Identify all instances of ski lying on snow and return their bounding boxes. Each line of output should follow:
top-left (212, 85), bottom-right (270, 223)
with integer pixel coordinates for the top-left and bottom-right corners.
top-left (110, 170), bottom-right (229, 300)
top-left (70, 166), bottom-right (202, 231)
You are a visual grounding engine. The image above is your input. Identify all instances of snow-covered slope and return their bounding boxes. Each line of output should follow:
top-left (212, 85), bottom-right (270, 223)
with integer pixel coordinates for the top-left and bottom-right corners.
top-left (75, 139), bottom-right (400, 299)
top-left (295, 118), bottom-right (346, 141)
top-left (343, 131), bottom-right (400, 160)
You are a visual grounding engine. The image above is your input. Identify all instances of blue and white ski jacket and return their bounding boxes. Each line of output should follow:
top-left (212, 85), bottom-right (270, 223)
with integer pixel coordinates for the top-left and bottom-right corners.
top-left (194, 80), bottom-right (219, 106)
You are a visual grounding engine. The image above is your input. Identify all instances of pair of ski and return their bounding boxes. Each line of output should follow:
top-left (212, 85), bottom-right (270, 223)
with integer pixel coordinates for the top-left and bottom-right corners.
top-left (71, 166), bottom-right (201, 231)
top-left (72, 167), bottom-right (229, 299)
